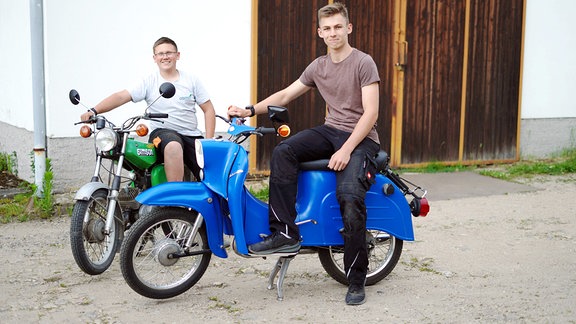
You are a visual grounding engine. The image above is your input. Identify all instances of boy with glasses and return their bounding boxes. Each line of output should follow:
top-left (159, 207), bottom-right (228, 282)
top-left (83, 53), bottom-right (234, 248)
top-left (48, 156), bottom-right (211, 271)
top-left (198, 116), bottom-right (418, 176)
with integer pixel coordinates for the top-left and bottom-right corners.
top-left (80, 37), bottom-right (215, 181)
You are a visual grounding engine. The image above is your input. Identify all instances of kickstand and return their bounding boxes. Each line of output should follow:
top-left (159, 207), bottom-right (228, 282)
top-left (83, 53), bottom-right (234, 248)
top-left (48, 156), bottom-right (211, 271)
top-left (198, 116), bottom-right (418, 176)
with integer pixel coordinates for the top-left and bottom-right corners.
top-left (267, 256), bottom-right (294, 301)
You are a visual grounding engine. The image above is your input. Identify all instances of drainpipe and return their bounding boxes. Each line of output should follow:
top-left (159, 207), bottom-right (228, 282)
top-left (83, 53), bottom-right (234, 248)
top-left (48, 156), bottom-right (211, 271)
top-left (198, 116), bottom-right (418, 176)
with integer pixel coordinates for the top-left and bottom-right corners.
top-left (30, 0), bottom-right (47, 197)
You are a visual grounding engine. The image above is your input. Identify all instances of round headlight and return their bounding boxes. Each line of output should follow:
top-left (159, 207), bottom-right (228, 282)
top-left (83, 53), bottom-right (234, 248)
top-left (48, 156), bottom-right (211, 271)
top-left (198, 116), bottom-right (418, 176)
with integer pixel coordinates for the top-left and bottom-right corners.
top-left (195, 139), bottom-right (204, 169)
top-left (95, 128), bottom-right (118, 152)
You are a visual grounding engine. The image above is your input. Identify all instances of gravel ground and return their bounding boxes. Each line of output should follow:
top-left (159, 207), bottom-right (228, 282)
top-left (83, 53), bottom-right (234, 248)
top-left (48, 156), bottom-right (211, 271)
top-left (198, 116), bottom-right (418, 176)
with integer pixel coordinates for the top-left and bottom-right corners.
top-left (0, 174), bottom-right (575, 323)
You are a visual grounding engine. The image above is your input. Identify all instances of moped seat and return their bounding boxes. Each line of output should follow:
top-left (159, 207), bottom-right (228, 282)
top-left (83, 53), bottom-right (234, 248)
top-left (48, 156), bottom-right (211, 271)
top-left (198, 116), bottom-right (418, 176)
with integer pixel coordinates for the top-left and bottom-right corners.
top-left (299, 150), bottom-right (389, 172)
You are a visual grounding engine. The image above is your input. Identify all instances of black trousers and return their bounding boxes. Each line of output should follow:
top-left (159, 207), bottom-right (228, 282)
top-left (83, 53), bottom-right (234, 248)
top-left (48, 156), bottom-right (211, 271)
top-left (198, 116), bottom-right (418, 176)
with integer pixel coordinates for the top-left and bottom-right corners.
top-left (149, 128), bottom-right (203, 180)
top-left (268, 125), bottom-right (379, 285)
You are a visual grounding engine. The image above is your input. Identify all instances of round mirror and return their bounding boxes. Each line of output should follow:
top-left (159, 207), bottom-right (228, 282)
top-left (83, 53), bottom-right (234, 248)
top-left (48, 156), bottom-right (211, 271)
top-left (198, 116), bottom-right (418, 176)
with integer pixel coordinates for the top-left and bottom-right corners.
top-left (159, 82), bottom-right (176, 99)
top-left (69, 89), bottom-right (80, 105)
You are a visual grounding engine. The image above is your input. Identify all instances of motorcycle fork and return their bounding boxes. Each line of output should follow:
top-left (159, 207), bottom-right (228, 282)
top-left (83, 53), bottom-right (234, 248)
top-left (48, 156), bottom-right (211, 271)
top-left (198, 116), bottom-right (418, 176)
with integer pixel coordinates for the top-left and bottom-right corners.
top-left (90, 155), bottom-right (103, 183)
top-left (104, 133), bottom-right (130, 234)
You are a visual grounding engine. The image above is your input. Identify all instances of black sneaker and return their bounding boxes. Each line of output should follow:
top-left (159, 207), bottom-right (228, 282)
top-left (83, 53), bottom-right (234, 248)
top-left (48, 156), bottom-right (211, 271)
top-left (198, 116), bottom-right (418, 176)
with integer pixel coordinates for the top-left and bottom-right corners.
top-left (345, 283), bottom-right (366, 305)
top-left (248, 232), bottom-right (300, 255)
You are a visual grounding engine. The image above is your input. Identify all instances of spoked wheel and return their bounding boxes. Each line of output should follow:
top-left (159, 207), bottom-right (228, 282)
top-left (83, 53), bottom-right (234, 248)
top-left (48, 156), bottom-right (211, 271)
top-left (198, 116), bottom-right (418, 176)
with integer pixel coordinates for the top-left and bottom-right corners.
top-left (318, 230), bottom-right (403, 286)
top-left (70, 189), bottom-right (121, 275)
top-left (120, 207), bottom-right (211, 299)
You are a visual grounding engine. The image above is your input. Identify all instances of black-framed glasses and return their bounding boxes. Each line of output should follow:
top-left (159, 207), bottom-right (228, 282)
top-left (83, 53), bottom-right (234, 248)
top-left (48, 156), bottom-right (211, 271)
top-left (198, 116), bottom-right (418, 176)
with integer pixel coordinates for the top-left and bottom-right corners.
top-left (154, 51), bottom-right (177, 58)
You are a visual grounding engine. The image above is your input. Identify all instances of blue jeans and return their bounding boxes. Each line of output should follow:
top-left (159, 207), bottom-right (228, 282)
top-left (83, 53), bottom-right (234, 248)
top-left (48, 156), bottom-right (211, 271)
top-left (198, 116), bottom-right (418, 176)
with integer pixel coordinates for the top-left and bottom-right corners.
top-left (268, 124), bottom-right (379, 285)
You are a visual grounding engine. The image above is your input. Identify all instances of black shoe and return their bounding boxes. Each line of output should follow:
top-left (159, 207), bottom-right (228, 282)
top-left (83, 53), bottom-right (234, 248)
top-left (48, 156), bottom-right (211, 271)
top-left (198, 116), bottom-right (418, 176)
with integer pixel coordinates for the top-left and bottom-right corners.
top-left (248, 232), bottom-right (300, 255)
top-left (345, 283), bottom-right (366, 305)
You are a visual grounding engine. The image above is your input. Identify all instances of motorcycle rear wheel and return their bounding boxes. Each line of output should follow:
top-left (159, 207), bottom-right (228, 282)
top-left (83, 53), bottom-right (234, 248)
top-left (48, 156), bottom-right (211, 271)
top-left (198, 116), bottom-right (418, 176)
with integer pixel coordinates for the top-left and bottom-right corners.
top-left (318, 229), bottom-right (403, 286)
top-left (70, 189), bottom-right (121, 275)
top-left (120, 207), bottom-right (211, 299)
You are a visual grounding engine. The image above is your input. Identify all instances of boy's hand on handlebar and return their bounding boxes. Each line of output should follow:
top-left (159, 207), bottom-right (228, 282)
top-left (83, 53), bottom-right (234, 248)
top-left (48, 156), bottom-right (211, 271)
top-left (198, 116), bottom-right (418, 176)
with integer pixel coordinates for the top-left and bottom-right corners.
top-left (227, 105), bottom-right (250, 120)
top-left (80, 111), bottom-right (95, 122)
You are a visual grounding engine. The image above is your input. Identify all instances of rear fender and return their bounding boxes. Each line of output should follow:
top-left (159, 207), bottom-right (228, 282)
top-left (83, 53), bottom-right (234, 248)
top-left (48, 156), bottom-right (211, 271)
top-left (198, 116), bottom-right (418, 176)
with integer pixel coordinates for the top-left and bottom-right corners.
top-left (136, 182), bottom-right (227, 258)
top-left (296, 172), bottom-right (414, 246)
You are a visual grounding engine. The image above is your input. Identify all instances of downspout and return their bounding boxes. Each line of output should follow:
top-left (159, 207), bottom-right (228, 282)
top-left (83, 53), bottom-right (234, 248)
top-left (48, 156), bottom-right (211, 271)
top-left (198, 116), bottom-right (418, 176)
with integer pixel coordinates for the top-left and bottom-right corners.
top-left (30, 0), bottom-right (47, 196)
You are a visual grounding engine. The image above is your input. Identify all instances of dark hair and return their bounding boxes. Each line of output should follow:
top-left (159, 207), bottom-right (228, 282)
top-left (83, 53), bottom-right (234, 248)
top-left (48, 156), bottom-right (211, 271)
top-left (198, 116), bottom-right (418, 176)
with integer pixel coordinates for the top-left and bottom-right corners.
top-left (318, 2), bottom-right (349, 24)
top-left (153, 37), bottom-right (178, 53)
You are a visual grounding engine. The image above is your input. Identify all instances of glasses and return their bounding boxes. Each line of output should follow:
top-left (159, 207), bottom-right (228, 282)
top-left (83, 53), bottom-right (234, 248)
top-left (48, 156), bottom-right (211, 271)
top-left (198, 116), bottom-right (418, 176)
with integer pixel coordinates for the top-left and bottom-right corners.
top-left (154, 51), bottom-right (177, 58)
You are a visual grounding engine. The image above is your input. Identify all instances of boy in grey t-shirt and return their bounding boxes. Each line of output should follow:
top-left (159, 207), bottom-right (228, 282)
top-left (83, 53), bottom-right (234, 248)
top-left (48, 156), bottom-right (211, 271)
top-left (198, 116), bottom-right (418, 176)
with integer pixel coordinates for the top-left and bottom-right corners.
top-left (228, 3), bottom-right (379, 305)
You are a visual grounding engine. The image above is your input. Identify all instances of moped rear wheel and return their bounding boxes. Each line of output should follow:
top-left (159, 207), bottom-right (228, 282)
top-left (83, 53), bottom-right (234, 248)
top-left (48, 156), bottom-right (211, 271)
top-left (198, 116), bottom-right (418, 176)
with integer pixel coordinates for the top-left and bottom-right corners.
top-left (120, 207), bottom-right (211, 299)
top-left (70, 189), bottom-right (121, 275)
top-left (318, 229), bottom-right (403, 286)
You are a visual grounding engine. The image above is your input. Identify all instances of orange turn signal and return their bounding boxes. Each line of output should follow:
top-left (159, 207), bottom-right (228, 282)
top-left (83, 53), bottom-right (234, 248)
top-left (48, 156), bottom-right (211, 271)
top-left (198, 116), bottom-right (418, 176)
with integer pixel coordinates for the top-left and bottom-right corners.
top-left (79, 125), bottom-right (92, 138)
top-left (277, 125), bottom-right (291, 137)
top-left (135, 124), bottom-right (149, 137)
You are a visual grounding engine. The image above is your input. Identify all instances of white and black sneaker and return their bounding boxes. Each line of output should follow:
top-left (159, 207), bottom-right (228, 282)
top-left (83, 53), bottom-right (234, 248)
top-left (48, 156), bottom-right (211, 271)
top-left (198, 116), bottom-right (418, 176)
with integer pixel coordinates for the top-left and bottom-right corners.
top-left (248, 231), bottom-right (300, 255)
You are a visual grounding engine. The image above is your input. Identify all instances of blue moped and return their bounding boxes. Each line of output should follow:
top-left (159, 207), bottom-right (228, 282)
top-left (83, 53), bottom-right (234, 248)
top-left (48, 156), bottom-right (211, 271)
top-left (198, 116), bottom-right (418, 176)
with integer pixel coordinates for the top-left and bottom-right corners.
top-left (119, 106), bottom-right (429, 300)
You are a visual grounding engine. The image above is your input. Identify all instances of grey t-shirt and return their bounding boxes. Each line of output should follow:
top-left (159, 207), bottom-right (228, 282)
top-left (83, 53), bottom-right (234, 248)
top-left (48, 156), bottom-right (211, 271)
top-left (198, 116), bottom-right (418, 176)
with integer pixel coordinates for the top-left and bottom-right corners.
top-left (299, 48), bottom-right (380, 144)
top-left (129, 70), bottom-right (210, 136)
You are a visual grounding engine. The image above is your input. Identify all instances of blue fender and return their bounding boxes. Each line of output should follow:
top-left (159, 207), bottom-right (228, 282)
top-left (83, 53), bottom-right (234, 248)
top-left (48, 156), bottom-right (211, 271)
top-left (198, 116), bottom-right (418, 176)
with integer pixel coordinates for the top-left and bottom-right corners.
top-left (136, 182), bottom-right (227, 258)
top-left (296, 172), bottom-right (414, 245)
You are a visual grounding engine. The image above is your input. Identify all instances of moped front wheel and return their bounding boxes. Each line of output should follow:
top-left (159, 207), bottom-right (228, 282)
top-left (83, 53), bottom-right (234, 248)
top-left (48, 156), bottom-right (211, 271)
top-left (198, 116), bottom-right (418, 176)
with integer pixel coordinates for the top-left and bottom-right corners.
top-left (120, 207), bottom-right (211, 299)
top-left (70, 189), bottom-right (121, 275)
top-left (318, 229), bottom-right (403, 286)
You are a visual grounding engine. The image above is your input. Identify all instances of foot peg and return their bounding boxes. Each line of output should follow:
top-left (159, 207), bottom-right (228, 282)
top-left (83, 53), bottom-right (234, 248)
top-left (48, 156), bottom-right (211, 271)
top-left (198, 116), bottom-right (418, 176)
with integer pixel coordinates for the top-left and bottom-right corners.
top-left (267, 256), bottom-right (294, 301)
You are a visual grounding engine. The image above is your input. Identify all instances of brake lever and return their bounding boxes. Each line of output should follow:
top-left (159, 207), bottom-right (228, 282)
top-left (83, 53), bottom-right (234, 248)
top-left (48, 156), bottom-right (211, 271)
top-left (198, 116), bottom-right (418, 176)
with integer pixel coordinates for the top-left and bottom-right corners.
top-left (74, 116), bottom-right (97, 125)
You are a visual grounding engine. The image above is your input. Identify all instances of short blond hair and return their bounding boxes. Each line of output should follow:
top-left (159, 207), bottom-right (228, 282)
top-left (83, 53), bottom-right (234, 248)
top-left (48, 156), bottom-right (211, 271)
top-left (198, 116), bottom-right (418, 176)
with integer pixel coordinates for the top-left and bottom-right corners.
top-left (318, 2), bottom-right (349, 24)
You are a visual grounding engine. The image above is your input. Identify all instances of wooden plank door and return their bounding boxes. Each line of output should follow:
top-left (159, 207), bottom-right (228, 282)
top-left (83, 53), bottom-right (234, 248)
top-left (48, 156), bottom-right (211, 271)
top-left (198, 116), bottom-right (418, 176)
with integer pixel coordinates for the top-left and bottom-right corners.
top-left (397, 0), bottom-right (524, 165)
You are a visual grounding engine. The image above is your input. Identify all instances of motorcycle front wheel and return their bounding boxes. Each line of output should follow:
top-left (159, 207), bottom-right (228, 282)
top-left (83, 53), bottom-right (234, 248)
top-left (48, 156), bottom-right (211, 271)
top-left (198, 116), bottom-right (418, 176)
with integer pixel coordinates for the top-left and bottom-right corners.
top-left (317, 229), bottom-right (403, 286)
top-left (120, 207), bottom-right (211, 299)
top-left (70, 189), bottom-right (121, 275)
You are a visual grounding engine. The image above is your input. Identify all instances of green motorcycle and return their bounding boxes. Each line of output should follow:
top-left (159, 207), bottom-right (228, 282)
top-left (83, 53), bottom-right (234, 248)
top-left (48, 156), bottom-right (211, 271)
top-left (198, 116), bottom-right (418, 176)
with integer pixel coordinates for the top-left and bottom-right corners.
top-left (68, 82), bottom-right (175, 275)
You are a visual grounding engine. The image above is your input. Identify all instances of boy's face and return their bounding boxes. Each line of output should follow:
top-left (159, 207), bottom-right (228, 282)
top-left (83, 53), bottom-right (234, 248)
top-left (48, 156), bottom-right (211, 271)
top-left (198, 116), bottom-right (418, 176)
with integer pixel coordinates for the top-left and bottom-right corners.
top-left (317, 13), bottom-right (352, 51)
top-left (153, 43), bottom-right (180, 71)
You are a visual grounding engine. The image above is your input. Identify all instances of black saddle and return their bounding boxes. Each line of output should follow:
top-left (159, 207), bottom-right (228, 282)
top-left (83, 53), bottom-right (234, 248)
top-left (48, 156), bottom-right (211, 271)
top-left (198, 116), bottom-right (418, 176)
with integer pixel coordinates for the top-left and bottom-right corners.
top-left (299, 150), bottom-right (389, 172)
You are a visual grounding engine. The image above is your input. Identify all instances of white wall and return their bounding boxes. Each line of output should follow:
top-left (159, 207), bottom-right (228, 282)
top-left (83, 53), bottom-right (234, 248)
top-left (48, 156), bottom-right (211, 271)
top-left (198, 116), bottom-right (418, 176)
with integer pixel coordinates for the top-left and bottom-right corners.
top-left (0, 1), bottom-right (34, 130)
top-left (521, 0), bottom-right (576, 118)
top-left (1, 0), bottom-right (252, 138)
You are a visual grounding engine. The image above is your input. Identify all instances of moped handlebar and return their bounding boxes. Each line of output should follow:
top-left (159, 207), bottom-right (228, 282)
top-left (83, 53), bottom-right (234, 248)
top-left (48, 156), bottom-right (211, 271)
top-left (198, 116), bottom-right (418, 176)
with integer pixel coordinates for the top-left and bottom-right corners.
top-left (255, 127), bottom-right (277, 134)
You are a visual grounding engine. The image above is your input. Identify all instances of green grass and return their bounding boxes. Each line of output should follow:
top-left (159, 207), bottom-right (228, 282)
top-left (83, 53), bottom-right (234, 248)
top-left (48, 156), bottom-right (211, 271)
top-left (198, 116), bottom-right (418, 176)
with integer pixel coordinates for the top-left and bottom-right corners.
top-left (401, 162), bottom-right (474, 174)
top-left (479, 148), bottom-right (576, 180)
top-left (249, 186), bottom-right (269, 202)
top-left (399, 148), bottom-right (576, 181)
top-left (0, 193), bottom-right (32, 223)
top-left (0, 151), bottom-right (55, 223)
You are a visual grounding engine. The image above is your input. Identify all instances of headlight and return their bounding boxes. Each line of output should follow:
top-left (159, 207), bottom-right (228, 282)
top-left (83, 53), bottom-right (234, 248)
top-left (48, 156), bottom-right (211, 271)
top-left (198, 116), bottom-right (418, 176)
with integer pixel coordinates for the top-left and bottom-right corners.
top-left (195, 139), bottom-right (204, 169)
top-left (95, 128), bottom-right (118, 152)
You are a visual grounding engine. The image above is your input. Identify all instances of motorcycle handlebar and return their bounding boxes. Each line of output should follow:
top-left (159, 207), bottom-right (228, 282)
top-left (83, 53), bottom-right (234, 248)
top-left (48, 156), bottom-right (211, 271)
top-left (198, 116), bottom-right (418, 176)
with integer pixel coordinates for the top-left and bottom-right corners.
top-left (74, 115), bottom-right (98, 125)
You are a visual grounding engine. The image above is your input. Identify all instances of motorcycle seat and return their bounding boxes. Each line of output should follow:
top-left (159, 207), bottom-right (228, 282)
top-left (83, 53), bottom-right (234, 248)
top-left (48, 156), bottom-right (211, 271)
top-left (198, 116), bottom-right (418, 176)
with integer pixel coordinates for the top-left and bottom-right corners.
top-left (299, 150), bottom-right (389, 172)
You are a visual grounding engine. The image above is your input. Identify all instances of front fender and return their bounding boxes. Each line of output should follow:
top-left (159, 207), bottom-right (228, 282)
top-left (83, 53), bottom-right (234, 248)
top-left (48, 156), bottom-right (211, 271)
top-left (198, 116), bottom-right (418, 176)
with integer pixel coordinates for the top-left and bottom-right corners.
top-left (74, 182), bottom-right (109, 201)
top-left (136, 182), bottom-right (227, 258)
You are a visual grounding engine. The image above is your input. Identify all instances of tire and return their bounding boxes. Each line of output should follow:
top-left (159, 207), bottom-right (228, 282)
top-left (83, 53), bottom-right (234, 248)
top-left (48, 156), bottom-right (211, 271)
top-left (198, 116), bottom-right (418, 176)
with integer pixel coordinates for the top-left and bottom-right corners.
top-left (70, 189), bottom-right (121, 275)
top-left (120, 207), bottom-right (211, 299)
top-left (318, 230), bottom-right (403, 286)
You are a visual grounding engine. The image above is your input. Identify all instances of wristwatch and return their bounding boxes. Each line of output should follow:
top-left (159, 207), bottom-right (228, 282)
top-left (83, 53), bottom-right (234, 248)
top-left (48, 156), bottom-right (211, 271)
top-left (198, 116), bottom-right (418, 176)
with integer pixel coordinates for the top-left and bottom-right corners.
top-left (89, 107), bottom-right (98, 115)
top-left (245, 105), bottom-right (255, 117)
